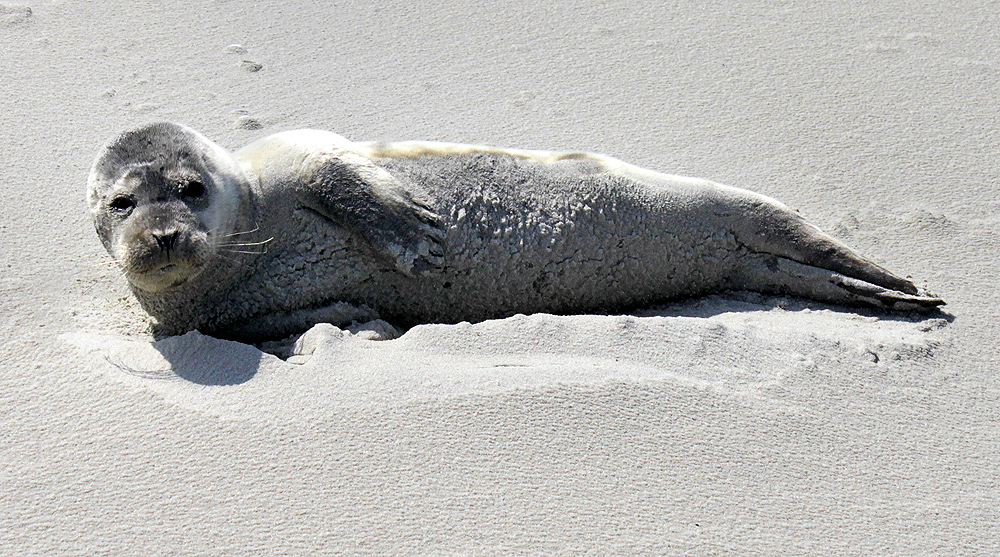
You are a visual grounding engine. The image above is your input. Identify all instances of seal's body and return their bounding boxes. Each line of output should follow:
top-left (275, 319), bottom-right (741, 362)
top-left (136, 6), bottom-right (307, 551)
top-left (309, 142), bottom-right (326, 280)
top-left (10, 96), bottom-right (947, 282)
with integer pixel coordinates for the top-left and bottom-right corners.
top-left (88, 122), bottom-right (943, 341)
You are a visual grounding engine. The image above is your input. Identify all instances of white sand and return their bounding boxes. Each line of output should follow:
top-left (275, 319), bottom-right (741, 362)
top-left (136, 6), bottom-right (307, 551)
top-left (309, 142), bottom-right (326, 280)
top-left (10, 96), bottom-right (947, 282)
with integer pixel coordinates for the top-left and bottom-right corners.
top-left (2, 1), bottom-right (998, 554)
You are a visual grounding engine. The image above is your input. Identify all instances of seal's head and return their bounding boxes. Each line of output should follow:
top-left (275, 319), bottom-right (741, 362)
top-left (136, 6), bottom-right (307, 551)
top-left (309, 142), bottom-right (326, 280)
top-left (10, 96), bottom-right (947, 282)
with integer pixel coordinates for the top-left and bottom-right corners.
top-left (88, 122), bottom-right (248, 292)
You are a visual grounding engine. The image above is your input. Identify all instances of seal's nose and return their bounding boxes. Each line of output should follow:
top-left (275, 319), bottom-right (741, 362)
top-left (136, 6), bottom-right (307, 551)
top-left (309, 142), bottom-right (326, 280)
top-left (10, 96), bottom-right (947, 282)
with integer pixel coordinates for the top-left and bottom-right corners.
top-left (153, 230), bottom-right (179, 252)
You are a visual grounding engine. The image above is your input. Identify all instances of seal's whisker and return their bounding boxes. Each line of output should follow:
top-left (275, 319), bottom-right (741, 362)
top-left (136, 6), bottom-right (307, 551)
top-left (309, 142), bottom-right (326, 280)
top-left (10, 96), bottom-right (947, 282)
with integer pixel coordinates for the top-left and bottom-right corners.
top-left (222, 225), bottom-right (262, 238)
top-left (220, 248), bottom-right (269, 255)
top-left (217, 237), bottom-right (274, 248)
top-left (93, 259), bottom-right (123, 269)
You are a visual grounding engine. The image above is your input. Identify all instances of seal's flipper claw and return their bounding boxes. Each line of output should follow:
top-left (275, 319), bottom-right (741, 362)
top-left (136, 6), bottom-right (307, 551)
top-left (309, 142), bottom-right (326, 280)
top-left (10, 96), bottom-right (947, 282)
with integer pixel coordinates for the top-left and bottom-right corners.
top-left (427, 240), bottom-right (445, 258)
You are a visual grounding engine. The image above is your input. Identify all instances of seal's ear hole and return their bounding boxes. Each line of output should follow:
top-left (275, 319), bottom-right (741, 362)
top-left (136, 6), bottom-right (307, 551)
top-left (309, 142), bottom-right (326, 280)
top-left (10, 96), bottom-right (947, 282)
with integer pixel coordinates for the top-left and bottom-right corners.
top-left (109, 196), bottom-right (135, 213)
top-left (180, 180), bottom-right (206, 199)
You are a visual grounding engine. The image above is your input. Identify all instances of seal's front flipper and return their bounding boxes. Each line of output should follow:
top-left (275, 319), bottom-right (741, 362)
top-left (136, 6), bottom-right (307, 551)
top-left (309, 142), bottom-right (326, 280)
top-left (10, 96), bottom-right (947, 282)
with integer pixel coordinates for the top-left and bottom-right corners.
top-left (737, 256), bottom-right (945, 312)
top-left (301, 152), bottom-right (445, 276)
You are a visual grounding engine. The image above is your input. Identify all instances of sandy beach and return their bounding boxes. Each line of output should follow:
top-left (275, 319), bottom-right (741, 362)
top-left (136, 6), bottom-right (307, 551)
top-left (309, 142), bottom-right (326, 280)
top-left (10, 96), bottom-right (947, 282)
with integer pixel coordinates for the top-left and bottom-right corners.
top-left (2, 1), bottom-right (997, 554)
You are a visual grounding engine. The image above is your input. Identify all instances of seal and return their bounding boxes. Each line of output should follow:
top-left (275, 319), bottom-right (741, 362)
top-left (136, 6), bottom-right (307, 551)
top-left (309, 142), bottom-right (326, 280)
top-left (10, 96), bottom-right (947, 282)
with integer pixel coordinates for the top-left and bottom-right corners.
top-left (88, 121), bottom-right (944, 341)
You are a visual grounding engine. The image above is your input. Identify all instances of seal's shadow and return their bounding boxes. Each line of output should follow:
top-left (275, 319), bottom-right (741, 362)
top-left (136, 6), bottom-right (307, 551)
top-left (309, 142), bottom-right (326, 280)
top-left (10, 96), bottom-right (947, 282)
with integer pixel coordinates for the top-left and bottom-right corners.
top-left (143, 330), bottom-right (265, 386)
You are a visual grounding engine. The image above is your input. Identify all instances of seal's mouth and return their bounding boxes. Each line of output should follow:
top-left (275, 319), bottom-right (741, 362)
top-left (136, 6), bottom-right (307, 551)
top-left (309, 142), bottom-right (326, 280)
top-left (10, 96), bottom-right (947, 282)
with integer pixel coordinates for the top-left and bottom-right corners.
top-left (124, 260), bottom-right (206, 292)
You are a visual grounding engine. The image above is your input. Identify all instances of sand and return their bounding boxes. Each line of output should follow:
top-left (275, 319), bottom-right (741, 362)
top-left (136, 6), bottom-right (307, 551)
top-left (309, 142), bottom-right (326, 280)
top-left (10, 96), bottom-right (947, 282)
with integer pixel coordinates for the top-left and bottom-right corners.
top-left (2, 1), bottom-right (998, 554)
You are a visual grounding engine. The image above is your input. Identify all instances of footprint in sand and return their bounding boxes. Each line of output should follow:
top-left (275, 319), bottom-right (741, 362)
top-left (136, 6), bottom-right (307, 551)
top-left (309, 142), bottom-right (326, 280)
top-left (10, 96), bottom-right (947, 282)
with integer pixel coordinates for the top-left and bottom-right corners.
top-left (1, 4), bottom-right (32, 26)
top-left (222, 43), bottom-right (263, 71)
top-left (239, 60), bottom-right (263, 72)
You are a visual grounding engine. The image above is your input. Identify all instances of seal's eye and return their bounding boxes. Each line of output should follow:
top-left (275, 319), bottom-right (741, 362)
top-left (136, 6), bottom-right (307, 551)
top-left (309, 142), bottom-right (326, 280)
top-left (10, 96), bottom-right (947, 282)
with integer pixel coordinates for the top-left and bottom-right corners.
top-left (180, 180), bottom-right (206, 199)
top-left (109, 196), bottom-right (135, 213)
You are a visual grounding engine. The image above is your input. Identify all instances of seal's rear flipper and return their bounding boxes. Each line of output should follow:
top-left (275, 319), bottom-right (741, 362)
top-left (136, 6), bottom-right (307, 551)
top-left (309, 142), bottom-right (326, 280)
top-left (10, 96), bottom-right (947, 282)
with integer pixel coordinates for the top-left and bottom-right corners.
top-left (737, 256), bottom-right (945, 312)
top-left (726, 196), bottom-right (923, 296)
